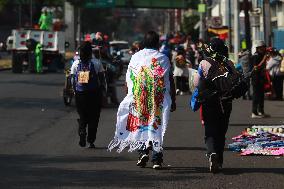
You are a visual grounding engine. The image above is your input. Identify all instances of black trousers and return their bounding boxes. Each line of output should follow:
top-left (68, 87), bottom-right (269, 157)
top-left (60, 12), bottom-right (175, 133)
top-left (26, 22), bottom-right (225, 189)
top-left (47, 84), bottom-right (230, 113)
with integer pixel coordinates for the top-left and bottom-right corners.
top-left (175, 76), bottom-right (187, 92)
top-left (202, 100), bottom-right (232, 165)
top-left (272, 76), bottom-right (283, 100)
top-left (138, 142), bottom-right (163, 163)
top-left (75, 91), bottom-right (102, 144)
top-left (252, 83), bottom-right (265, 114)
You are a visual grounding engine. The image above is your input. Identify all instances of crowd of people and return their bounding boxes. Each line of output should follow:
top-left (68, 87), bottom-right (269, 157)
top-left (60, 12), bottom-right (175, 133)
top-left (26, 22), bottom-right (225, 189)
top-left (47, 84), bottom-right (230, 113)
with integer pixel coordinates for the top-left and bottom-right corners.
top-left (70, 30), bottom-right (284, 174)
top-left (239, 40), bottom-right (284, 118)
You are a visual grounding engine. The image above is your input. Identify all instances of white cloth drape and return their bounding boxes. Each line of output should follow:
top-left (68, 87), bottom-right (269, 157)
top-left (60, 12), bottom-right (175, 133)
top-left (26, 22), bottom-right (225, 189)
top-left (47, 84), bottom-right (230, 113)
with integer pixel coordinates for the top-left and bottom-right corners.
top-left (108, 49), bottom-right (172, 152)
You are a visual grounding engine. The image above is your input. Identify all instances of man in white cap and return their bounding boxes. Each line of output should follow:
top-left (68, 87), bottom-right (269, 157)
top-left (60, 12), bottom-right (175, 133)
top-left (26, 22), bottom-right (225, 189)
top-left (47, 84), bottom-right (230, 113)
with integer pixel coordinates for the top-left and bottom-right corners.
top-left (251, 40), bottom-right (270, 118)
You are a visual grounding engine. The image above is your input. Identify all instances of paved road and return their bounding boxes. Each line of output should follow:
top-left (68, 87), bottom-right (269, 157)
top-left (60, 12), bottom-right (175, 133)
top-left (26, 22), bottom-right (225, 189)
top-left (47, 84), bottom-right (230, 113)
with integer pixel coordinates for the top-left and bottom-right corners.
top-left (0, 70), bottom-right (283, 189)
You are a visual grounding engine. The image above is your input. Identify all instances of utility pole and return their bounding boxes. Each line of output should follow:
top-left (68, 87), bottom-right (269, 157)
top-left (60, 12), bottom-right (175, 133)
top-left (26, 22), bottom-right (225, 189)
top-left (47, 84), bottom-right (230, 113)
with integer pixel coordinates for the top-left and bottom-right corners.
top-left (224, 0), bottom-right (232, 50)
top-left (30, 0), bottom-right (33, 27)
top-left (263, 0), bottom-right (271, 46)
top-left (244, 0), bottom-right (252, 50)
top-left (199, 0), bottom-right (206, 40)
top-left (233, 0), bottom-right (240, 63)
top-left (18, 2), bottom-right (22, 28)
top-left (64, 1), bottom-right (76, 51)
top-left (77, 7), bottom-right (81, 47)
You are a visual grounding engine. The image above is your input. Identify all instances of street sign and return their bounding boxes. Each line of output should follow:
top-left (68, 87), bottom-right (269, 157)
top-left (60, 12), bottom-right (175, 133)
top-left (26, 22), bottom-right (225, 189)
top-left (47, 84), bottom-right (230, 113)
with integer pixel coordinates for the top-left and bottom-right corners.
top-left (85, 0), bottom-right (115, 8)
top-left (198, 4), bottom-right (206, 13)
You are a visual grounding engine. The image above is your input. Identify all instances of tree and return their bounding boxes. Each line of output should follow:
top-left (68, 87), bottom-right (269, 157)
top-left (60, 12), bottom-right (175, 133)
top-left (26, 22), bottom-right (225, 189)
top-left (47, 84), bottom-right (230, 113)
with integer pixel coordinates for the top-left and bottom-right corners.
top-left (181, 14), bottom-right (199, 42)
top-left (0, 0), bottom-right (8, 12)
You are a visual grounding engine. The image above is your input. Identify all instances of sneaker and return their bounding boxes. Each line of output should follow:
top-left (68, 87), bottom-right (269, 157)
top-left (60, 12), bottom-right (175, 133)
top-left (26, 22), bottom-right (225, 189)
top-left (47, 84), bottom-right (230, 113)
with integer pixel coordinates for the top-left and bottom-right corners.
top-left (136, 154), bottom-right (149, 168)
top-left (176, 89), bottom-right (180, 95)
top-left (180, 91), bottom-right (184, 95)
top-left (258, 113), bottom-right (270, 118)
top-left (251, 113), bottom-right (264, 119)
top-left (79, 135), bottom-right (86, 147)
top-left (209, 153), bottom-right (219, 173)
top-left (152, 162), bottom-right (162, 169)
top-left (88, 143), bottom-right (95, 148)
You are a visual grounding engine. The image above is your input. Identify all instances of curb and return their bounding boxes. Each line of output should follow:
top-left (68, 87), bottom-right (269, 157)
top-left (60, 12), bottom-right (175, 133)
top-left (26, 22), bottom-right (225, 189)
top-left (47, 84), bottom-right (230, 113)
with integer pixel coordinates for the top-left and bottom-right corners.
top-left (0, 68), bottom-right (11, 71)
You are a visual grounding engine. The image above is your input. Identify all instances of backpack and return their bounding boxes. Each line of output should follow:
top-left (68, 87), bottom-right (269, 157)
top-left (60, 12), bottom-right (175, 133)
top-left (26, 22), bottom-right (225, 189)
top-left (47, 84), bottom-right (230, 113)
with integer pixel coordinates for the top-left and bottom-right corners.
top-left (75, 60), bottom-right (100, 92)
top-left (204, 57), bottom-right (248, 100)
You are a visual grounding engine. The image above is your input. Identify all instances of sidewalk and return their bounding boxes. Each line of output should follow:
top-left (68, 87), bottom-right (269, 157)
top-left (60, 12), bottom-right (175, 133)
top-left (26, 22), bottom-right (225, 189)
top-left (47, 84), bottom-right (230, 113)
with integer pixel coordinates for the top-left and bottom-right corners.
top-left (0, 58), bottom-right (11, 70)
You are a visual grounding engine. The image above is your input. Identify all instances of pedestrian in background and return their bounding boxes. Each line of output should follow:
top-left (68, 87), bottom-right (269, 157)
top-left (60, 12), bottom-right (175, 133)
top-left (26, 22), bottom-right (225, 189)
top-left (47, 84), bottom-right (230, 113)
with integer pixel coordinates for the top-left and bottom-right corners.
top-left (266, 48), bottom-right (283, 100)
top-left (238, 49), bottom-right (252, 99)
top-left (35, 42), bottom-right (43, 73)
top-left (173, 46), bottom-right (191, 95)
top-left (71, 41), bottom-right (106, 148)
top-left (250, 40), bottom-right (270, 118)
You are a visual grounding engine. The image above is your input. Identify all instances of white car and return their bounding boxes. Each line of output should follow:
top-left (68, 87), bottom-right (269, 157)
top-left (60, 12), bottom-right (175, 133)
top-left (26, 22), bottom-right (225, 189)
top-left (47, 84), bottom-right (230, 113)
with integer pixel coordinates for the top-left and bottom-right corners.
top-left (109, 40), bottom-right (131, 64)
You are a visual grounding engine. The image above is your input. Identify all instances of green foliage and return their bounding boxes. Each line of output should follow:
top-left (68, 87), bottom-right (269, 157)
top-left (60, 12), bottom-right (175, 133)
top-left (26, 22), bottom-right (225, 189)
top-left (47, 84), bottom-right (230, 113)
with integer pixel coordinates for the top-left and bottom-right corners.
top-left (0, 0), bottom-right (8, 12)
top-left (181, 14), bottom-right (200, 41)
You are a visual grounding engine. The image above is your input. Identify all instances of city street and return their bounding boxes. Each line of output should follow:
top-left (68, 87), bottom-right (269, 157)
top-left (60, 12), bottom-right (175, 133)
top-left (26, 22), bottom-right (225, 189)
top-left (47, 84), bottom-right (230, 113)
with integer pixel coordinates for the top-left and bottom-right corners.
top-left (0, 70), bottom-right (283, 189)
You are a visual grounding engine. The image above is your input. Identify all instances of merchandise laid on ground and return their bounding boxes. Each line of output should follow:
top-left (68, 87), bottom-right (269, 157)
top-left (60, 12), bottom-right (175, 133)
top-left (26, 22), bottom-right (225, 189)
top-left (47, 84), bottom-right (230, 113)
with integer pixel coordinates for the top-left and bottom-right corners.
top-left (229, 126), bottom-right (284, 156)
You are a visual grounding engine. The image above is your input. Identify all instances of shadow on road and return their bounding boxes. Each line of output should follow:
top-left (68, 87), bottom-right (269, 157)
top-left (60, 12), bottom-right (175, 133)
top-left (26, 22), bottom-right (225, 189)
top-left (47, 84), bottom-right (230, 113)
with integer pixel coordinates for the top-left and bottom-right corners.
top-left (229, 123), bottom-right (284, 127)
top-left (164, 147), bottom-right (206, 151)
top-left (162, 166), bottom-right (284, 175)
top-left (0, 154), bottom-right (202, 188)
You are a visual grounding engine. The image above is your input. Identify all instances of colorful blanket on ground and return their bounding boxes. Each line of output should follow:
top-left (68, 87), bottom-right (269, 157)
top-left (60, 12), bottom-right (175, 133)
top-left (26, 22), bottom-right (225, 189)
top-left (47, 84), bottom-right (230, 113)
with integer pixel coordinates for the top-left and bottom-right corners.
top-left (228, 126), bottom-right (284, 156)
top-left (108, 49), bottom-right (172, 153)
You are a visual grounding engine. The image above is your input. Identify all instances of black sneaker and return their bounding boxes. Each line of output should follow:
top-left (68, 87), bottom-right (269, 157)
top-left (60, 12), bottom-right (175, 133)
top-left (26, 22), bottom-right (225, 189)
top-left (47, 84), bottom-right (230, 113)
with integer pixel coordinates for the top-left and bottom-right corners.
top-left (79, 135), bottom-right (86, 147)
top-left (209, 153), bottom-right (219, 173)
top-left (88, 143), bottom-right (95, 148)
top-left (136, 154), bottom-right (149, 168)
top-left (152, 162), bottom-right (162, 170)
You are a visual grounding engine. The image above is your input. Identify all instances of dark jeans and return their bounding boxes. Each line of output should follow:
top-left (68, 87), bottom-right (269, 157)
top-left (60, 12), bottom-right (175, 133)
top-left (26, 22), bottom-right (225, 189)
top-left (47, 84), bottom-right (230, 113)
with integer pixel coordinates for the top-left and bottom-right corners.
top-left (75, 91), bottom-right (102, 144)
top-left (252, 83), bottom-right (265, 114)
top-left (175, 76), bottom-right (188, 92)
top-left (138, 142), bottom-right (163, 163)
top-left (272, 76), bottom-right (283, 100)
top-left (202, 100), bottom-right (232, 165)
top-left (243, 78), bottom-right (251, 99)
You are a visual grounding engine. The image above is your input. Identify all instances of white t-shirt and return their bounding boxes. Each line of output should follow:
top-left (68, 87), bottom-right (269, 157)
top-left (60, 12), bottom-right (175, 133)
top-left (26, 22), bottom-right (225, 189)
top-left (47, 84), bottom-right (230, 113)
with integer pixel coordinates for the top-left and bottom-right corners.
top-left (70, 58), bottom-right (104, 75)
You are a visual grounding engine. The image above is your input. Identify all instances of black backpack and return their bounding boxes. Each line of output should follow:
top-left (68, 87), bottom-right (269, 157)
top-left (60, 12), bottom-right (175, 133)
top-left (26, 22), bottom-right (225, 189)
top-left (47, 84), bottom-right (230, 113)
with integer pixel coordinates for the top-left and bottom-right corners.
top-left (203, 57), bottom-right (248, 101)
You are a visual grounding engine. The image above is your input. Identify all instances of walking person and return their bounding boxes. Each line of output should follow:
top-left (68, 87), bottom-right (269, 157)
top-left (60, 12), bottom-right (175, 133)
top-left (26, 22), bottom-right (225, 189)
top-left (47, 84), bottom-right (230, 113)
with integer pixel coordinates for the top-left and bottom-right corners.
top-left (71, 41), bottom-right (106, 148)
top-left (108, 31), bottom-right (176, 169)
top-left (266, 48), bottom-right (283, 100)
top-left (238, 49), bottom-right (252, 99)
top-left (191, 38), bottom-right (240, 173)
top-left (251, 40), bottom-right (270, 118)
top-left (173, 46), bottom-right (191, 95)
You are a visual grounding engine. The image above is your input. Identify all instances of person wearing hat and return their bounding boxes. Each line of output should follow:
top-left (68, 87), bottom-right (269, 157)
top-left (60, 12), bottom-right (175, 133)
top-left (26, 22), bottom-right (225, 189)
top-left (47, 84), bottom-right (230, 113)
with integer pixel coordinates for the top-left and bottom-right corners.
top-left (251, 40), bottom-right (270, 118)
top-left (192, 38), bottom-right (238, 173)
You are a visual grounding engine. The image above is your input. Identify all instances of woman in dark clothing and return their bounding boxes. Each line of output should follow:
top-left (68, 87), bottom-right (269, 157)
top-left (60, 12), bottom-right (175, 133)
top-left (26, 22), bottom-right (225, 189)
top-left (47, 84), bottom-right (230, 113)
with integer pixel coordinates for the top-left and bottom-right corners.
top-left (193, 38), bottom-right (238, 173)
